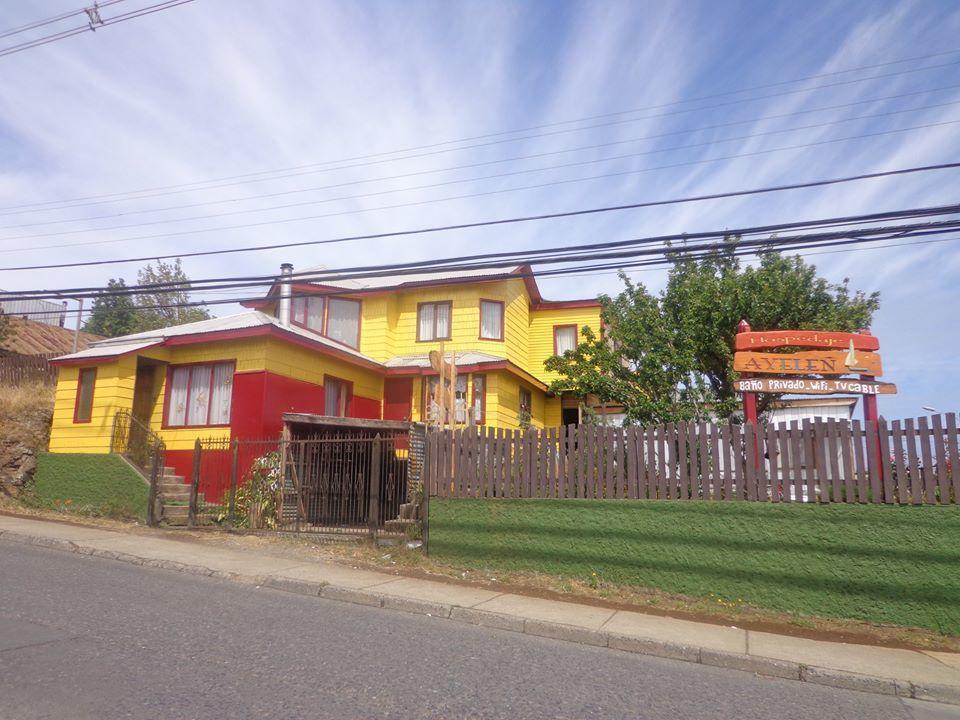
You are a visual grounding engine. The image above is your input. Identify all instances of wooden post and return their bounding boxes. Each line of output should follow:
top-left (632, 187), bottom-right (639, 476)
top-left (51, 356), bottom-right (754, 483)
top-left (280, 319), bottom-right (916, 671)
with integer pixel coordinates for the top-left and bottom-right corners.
top-left (188, 438), bottom-right (201, 528)
top-left (737, 320), bottom-right (759, 425)
top-left (146, 443), bottom-right (162, 527)
top-left (228, 438), bottom-right (239, 526)
top-left (368, 434), bottom-right (382, 539)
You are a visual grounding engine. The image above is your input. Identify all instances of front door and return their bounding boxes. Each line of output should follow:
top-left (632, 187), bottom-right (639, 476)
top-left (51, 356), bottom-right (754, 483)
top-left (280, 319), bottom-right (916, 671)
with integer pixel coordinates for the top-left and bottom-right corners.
top-left (383, 378), bottom-right (413, 421)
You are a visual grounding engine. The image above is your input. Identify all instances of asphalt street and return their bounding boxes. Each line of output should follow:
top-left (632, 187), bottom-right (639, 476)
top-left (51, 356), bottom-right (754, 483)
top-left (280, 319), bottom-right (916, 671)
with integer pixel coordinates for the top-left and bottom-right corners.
top-left (0, 539), bottom-right (956, 720)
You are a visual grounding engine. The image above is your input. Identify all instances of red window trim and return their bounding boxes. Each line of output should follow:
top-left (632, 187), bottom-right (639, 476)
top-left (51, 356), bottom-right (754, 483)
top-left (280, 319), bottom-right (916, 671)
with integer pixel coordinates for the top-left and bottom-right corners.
top-left (472, 373), bottom-right (486, 424)
top-left (416, 301), bottom-right (453, 342)
top-left (553, 324), bottom-right (578, 355)
top-left (324, 374), bottom-right (354, 417)
top-left (162, 360), bottom-right (236, 429)
top-left (73, 367), bottom-right (97, 424)
top-left (290, 294), bottom-right (362, 350)
top-left (478, 299), bottom-right (505, 341)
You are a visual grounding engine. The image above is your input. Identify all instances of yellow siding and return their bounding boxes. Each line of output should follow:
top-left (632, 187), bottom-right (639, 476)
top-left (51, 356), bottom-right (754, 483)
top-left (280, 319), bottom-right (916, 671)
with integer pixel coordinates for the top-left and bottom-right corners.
top-left (488, 370), bottom-right (548, 430)
top-left (263, 337), bottom-right (383, 402)
top-left (528, 306), bottom-right (602, 384)
top-left (49, 355), bottom-right (137, 453)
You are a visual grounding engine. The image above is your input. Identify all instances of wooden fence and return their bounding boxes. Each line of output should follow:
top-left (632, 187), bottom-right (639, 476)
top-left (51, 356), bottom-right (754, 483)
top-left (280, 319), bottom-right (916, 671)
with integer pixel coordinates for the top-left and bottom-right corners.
top-left (425, 414), bottom-right (959, 504)
top-left (0, 354), bottom-right (57, 386)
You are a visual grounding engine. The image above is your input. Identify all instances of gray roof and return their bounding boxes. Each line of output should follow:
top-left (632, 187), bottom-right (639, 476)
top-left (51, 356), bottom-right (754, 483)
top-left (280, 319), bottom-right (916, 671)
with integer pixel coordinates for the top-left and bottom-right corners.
top-left (384, 351), bottom-right (505, 368)
top-left (51, 311), bottom-right (378, 364)
top-left (295, 265), bottom-right (526, 291)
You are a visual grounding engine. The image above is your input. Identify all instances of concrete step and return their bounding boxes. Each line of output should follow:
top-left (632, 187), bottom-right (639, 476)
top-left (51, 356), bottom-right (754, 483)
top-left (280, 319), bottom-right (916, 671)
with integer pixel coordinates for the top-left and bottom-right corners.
top-left (161, 474), bottom-right (185, 483)
top-left (383, 518), bottom-right (417, 534)
top-left (162, 505), bottom-right (189, 519)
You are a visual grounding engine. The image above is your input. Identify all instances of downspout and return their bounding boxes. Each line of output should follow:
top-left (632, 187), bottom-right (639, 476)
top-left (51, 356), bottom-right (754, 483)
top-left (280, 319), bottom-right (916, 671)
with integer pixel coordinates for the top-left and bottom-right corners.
top-left (278, 263), bottom-right (293, 327)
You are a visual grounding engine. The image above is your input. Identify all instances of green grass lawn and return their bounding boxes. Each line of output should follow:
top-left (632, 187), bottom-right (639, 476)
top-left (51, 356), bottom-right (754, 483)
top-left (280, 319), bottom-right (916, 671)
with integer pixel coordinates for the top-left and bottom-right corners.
top-left (429, 499), bottom-right (960, 635)
top-left (23, 453), bottom-right (149, 522)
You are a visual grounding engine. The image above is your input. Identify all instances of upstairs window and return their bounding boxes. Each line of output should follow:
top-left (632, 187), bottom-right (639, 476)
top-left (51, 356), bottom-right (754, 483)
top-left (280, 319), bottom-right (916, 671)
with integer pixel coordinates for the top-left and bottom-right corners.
top-left (417, 301), bottom-right (452, 342)
top-left (553, 325), bottom-right (578, 355)
top-left (292, 296), bottom-right (325, 333)
top-left (324, 376), bottom-right (351, 417)
top-left (73, 368), bottom-right (97, 423)
top-left (290, 295), bottom-right (361, 349)
top-left (326, 298), bottom-right (361, 348)
top-left (165, 362), bottom-right (234, 427)
top-left (479, 300), bottom-right (504, 341)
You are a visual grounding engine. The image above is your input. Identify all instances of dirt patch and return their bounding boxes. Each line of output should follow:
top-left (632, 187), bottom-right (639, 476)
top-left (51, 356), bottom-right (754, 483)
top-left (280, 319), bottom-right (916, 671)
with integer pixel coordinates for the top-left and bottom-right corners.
top-left (0, 382), bottom-right (53, 494)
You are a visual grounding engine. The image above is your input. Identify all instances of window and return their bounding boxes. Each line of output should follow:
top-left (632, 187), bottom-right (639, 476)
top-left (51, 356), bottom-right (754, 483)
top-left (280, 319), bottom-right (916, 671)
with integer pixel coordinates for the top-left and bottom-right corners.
top-left (292, 296), bottom-right (325, 333)
top-left (417, 301), bottom-right (452, 342)
top-left (424, 375), bottom-right (467, 423)
top-left (73, 368), bottom-right (96, 423)
top-left (554, 325), bottom-right (578, 355)
top-left (520, 388), bottom-right (533, 427)
top-left (472, 375), bottom-right (486, 424)
top-left (165, 362), bottom-right (234, 427)
top-left (325, 376), bottom-right (351, 417)
top-left (479, 300), bottom-right (504, 341)
top-left (326, 297), bottom-right (361, 348)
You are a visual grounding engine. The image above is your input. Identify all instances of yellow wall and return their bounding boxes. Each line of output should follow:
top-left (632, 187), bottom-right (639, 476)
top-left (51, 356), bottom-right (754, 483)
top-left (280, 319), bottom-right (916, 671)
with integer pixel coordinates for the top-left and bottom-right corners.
top-left (49, 355), bottom-right (137, 453)
top-left (264, 337), bottom-right (383, 401)
top-left (528, 306), bottom-right (603, 384)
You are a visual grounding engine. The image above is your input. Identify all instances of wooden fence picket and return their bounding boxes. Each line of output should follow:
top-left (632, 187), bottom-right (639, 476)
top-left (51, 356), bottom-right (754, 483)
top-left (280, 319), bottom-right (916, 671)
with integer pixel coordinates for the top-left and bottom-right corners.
top-left (946, 413), bottom-right (960, 504)
top-left (931, 414), bottom-right (949, 505)
top-left (918, 416), bottom-right (936, 505)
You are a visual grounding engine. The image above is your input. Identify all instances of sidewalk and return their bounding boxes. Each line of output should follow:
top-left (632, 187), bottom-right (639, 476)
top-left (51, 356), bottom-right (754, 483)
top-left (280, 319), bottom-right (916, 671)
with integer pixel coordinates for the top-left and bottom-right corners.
top-left (1, 514), bottom-right (958, 706)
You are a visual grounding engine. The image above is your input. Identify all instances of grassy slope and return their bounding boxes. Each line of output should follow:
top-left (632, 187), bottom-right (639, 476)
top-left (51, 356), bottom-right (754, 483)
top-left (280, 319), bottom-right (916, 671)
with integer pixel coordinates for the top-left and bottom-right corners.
top-left (26, 453), bottom-right (148, 522)
top-left (429, 499), bottom-right (960, 635)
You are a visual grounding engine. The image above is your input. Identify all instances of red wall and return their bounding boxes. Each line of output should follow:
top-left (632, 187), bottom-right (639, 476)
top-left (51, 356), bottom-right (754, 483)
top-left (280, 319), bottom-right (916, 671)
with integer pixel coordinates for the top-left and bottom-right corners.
top-left (162, 370), bottom-right (382, 490)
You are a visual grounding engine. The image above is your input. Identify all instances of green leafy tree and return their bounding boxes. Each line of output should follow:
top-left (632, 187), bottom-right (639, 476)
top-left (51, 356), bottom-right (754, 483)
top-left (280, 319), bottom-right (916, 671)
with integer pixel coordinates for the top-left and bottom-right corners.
top-left (545, 243), bottom-right (880, 424)
top-left (133, 258), bottom-right (210, 332)
top-left (83, 279), bottom-right (139, 338)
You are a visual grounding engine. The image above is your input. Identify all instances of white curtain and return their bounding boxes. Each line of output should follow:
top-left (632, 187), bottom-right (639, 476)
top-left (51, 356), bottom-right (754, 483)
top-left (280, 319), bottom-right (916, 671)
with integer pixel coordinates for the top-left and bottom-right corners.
top-left (291, 297), bottom-right (306, 325)
top-left (480, 301), bottom-right (502, 339)
top-left (306, 297), bottom-right (324, 332)
top-left (454, 376), bottom-right (467, 423)
top-left (187, 366), bottom-right (212, 426)
top-left (555, 326), bottom-right (577, 355)
top-left (472, 375), bottom-right (484, 422)
top-left (435, 302), bottom-right (450, 339)
top-left (326, 298), bottom-right (360, 347)
top-left (325, 378), bottom-right (347, 416)
top-left (167, 367), bottom-right (190, 426)
top-left (208, 363), bottom-right (234, 424)
top-left (419, 303), bottom-right (435, 340)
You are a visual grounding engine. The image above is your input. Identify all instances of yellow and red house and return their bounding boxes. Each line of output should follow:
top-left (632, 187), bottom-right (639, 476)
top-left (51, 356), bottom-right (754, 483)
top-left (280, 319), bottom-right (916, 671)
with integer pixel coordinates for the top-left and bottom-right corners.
top-left (48, 264), bottom-right (602, 479)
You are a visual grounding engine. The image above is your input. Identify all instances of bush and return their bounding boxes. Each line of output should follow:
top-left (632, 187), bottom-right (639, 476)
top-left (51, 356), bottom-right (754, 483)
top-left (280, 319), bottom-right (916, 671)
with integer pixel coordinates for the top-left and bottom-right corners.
top-left (229, 451), bottom-right (282, 529)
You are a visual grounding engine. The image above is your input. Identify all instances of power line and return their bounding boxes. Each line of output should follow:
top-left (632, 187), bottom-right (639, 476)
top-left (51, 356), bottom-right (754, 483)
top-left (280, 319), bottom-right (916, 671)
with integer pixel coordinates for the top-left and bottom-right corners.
top-left (7, 92), bottom-right (960, 234)
top-left (4, 160), bottom-right (959, 273)
top-left (17, 228), bottom-right (960, 321)
top-left (8, 206), bottom-right (960, 301)
top-left (3, 49), bottom-right (960, 214)
top-left (0, 0), bottom-right (194, 59)
top-left (0, 1), bottom-right (127, 40)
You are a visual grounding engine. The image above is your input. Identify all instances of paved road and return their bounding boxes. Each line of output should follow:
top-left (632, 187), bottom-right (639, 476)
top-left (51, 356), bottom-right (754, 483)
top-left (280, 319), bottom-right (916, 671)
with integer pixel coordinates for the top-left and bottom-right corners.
top-left (0, 540), bottom-right (956, 720)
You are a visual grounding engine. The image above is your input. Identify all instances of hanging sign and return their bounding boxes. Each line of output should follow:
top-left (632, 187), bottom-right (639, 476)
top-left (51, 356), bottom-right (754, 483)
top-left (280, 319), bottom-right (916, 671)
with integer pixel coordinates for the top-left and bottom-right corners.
top-left (733, 349), bottom-right (883, 376)
top-left (735, 330), bottom-right (879, 352)
top-left (734, 377), bottom-right (896, 395)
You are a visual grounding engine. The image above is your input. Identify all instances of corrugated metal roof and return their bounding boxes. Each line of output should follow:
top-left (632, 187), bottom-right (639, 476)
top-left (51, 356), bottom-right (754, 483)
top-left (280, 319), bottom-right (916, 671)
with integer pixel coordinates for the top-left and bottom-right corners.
top-left (51, 311), bottom-right (379, 365)
top-left (384, 351), bottom-right (504, 368)
top-left (0, 317), bottom-right (102, 357)
top-left (297, 265), bottom-right (526, 291)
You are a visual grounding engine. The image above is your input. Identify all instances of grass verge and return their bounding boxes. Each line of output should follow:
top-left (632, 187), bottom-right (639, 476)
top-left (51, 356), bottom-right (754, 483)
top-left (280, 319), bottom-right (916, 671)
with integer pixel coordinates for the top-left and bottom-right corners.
top-left (429, 498), bottom-right (960, 636)
top-left (19, 453), bottom-right (149, 522)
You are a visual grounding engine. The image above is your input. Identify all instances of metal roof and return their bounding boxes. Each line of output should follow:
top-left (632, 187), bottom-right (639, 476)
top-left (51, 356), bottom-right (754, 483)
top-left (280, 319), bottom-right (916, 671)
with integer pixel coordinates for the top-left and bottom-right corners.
top-left (384, 351), bottom-right (505, 368)
top-left (295, 264), bottom-right (527, 291)
top-left (0, 317), bottom-right (102, 357)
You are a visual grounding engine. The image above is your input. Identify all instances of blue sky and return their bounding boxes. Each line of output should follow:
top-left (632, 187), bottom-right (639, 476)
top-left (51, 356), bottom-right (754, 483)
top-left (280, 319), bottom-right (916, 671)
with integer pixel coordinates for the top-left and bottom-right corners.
top-left (1, 0), bottom-right (959, 419)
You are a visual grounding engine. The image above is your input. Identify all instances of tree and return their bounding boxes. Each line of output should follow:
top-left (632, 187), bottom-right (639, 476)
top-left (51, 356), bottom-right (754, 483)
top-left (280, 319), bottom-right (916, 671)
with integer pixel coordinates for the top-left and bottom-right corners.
top-left (0, 311), bottom-right (9, 347)
top-left (83, 279), bottom-right (139, 338)
top-left (132, 258), bottom-right (210, 332)
top-left (545, 242), bottom-right (880, 424)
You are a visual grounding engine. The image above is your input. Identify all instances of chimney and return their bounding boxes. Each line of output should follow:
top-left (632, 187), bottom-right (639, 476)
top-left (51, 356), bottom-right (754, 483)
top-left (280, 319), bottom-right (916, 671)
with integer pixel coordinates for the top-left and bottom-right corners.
top-left (278, 263), bottom-right (294, 327)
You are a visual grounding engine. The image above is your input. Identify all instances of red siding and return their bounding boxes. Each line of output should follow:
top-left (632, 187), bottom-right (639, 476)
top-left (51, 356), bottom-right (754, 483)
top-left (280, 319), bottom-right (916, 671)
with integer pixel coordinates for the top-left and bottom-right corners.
top-left (383, 378), bottom-right (413, 421)
top-left (350, 395), bottom-right (381, 420)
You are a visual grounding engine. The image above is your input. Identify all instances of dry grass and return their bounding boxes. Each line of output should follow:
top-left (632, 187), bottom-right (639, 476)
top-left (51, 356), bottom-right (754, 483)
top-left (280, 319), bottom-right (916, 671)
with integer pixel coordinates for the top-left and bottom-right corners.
top-left (0, 381), bottom-right (55, 449)
top-left (0, 380), bottom-right (54, 416)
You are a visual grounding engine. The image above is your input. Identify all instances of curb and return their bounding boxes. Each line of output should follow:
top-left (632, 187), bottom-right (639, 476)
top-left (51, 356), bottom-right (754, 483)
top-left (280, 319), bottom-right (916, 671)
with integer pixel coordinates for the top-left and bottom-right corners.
top-left (3, 529), bottom-right (959, 707)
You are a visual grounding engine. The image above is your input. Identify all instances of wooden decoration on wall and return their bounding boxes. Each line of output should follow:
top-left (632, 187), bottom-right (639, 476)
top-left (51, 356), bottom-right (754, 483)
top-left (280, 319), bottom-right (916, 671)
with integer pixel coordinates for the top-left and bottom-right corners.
top-left (734, 377), bottom-right (897, 395)
top-left (735, 330), bottom-right (879, 352)
top-left (733, 349), bottom-right (883, 376)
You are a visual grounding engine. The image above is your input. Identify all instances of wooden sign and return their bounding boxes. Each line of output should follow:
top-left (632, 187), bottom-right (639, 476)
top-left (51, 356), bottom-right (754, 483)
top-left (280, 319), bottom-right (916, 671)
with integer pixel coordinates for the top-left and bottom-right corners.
top-left (735, 330), bottom-right (879, 352)
top-left (735, 377), bottom-right (897, 395)
top-left (734, 350), bottom-right (883, 376)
